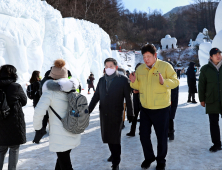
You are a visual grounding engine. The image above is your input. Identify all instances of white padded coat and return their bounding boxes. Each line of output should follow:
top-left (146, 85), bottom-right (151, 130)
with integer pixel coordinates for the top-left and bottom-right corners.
top-left (33, 78), bottom-right (81, 152)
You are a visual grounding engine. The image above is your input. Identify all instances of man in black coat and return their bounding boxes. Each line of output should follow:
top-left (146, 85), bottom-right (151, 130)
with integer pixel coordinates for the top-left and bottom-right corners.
top-left (186, 62), bottom-right (197, 103)
top-left (89, 58), bottom-right (134, 170)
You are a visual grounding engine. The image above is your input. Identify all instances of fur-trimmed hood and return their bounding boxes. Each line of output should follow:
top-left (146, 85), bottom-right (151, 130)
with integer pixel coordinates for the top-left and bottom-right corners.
top-left (42, 78), bottom-right (79, 93)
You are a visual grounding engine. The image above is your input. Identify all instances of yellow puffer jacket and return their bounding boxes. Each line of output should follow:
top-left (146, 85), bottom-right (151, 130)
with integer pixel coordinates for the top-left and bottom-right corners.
top-left (130, 59), bottom-right (179, 110)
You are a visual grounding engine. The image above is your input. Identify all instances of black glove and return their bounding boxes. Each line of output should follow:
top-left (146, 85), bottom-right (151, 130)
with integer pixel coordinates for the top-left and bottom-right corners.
top-left (127, 116), bottom-right (134, 123)
top-left (33, 128), bottom-right (47, 144)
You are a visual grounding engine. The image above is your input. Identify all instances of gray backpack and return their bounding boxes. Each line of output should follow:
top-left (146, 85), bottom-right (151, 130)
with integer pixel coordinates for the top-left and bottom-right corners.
top-left (50, 92), bottom-right (89, 134)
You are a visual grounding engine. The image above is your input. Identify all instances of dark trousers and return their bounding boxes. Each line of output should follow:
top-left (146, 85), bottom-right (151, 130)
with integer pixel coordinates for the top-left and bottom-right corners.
top-left (208, 114), bottom-right (221, 146)
top-left (88, 87), bottom-right (95, 92)
top-left (130, 94), bottom-right (141, 133)
top-left (188, 93), bottom-right (195, 101)
top-left (108, 144), bottom-right (121, 166)
top-left (140, 106), bottom-right (170, 164)
top-left (55, 150), bottom-right (73, 170)
top-left (0, 145), bottom-right (20, 170)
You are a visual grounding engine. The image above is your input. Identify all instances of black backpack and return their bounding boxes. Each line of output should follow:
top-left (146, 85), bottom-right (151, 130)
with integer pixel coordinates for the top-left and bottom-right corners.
top-left (87, 79), bottom-right (91, 84)
top-left (0, 89), bottom-right (10, 120)
top-left (26, 82), bottom-right (41, 100)
top-left (27, 84), bottom-right (34, 99)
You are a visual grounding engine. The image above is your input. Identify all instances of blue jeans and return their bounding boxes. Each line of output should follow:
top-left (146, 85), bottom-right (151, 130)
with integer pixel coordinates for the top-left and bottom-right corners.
top-left (0, 145), bottom-right (20, 170)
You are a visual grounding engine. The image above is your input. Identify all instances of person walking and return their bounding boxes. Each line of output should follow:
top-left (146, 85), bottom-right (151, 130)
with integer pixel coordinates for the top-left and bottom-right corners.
top-left (33, 59), bottom-right (81, 170)
top-left (87, 74), bottom-right (95, 94)
top-left (127, 63), bottom-right (142, 137)
top-left (29, 71), bottom-right (42, 108)
top-left (0, 65), bottom-right (27, 170)
top-left (129, 44), bottom-right (179, 170)
top-left (199, 48), bottom-right (222, 152)
top-left (181, 68), bottom-right (185, 78)
top-left (187, 62), bottom-right (198, 103)
top-left (89, 58), bottom-right (134, 170)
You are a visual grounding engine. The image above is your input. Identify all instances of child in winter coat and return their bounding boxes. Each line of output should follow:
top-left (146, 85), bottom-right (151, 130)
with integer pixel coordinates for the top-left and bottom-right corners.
top-left (33, 59), bottom-right (80, 170)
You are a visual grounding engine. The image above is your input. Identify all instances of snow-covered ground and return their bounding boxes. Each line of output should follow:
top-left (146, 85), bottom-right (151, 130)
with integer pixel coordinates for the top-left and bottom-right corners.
top-left (3, 78), bottom-right (222, 170)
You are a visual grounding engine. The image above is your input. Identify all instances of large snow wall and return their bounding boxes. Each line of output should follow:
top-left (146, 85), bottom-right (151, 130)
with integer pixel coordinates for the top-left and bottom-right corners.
top-left (0, 0), bottom-right (113, 89)
top-left (199, 1), bottom-right (222, 66)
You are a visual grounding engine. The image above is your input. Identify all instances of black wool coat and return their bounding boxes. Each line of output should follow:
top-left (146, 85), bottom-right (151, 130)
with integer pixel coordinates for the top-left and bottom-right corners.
top-left (0, 78), bottom-right (27, 146)
top-left (187, 62), bottom-right (197, 93)
top-left (89, 74), bottom-right (134, 144)
top-left (32, 81), bottom-right (42, 107)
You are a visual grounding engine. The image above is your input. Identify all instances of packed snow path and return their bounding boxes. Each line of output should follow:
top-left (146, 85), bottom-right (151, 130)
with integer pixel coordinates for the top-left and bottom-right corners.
top-left (3, 78), bottom-right (222, 170)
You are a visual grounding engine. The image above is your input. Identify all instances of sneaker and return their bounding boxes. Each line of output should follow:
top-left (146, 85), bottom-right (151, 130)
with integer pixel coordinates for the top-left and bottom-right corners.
top-left (141, 157), bottom-right (156, 169)
top-left (111, 165), bottom-right (119, 170)
top-left (209, 145), bottom-right (222, 152)
top-left (107, 155), bottom-right (113, 162)
top-left (126, 131), bottom-right (135, 137)
top-left (88, 92), bottom-right (91, 94)
top-left (156, 163), bottom-right (166, 170)
top-left (187, 100), bottom-right (192, 103)
top-left (192, 100), bottom-right (197, 104)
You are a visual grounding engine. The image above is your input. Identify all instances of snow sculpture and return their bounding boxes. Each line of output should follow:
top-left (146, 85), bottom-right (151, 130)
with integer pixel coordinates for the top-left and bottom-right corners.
top-left (188, 39), bottom-right (193, 48)
top-left (0, 0), bottom-right (112, 88)
top-left (215, 0), bottom-right (222, 34)
top-left (161, 35), bottom-right (177, 50)
top-left (198, 1), bottom-right (222, 66)
top-left (195, 28), bottom-right (211, 45)
top-left (198, 42), bottom-right (212, 67)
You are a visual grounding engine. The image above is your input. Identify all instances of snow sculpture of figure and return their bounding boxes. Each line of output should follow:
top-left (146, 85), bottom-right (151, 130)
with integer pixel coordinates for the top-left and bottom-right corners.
top-left (0, 11), bottom-right (44, 84)
top-left (198, 1), bottom-right (222, 66)
top-left (161, 35), bottom-right (177, 50)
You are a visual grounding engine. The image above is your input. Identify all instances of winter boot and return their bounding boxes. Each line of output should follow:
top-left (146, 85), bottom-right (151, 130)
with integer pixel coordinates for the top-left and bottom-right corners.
top-left (141, 157), bottom-right (156, 169)
top-left (107, 155), bottom-right (113, 162)
top-left (168, 130), bottom-right (175, 141)
top-left (33, 128), bottom-right (47, 144)
top-left (156, 163), bottom-right (166, 170)
top-left (126, 126), bottom-right (136, 137)
top-left (88, 92), bottom-right (91, 94)
top-left (111, 165), bottom-right (119, 170)
top-left (126, 131), bottom-right (135, 137)
top-left (209, 145), bottom-right (222, 152)
top-left (187, 93), bottom-right (192, 103)
top-left (191, 93), bottom-right (197, 103)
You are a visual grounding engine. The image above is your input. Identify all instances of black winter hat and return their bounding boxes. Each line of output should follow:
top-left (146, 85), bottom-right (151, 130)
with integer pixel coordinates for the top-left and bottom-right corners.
top-left (210, 48), bottom-right (222, 57)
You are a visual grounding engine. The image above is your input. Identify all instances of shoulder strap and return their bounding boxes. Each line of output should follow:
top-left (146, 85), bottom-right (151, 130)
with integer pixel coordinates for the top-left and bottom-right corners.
top-left (49, 106), bottom-right (62, 121)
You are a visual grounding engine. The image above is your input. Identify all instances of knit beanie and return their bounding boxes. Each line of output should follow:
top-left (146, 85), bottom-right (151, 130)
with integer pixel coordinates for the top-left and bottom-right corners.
top-left (49, 59), bottom-right (68, 79)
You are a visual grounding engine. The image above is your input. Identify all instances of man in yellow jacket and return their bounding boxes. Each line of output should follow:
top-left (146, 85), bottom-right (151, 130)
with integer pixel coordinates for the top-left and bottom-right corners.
top-left (129, 44), bottom-right (179, 170)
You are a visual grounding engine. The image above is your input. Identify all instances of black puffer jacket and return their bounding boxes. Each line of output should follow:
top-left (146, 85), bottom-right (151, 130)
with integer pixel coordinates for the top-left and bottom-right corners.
top-left (0, 78), bottom-right (27, 146)
top-left (187, 62), bottom-right (197, 93)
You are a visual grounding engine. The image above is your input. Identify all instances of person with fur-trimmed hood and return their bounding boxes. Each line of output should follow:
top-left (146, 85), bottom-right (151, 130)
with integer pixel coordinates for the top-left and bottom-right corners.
top-left (33, 59), bottom-right (80, 170)
top-left (89, 58), bottom-right (134, 170)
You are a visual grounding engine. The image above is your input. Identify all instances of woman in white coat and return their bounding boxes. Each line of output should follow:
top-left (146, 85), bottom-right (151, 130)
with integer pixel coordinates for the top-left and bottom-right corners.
top-left (33, 59), bottom-right (81, 170)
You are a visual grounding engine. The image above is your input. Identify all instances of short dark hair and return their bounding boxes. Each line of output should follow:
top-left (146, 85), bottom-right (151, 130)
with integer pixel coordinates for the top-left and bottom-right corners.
top-left (135, 63), bottom-right (142, 70)
top-left (104, 58), bottom-right (117, 66)
top-left (0, 64), bottom-right (18, 81)
top-left (141, 44), bottom-right (156, 55)
top-left (118, 67), bottom-right (126, 75)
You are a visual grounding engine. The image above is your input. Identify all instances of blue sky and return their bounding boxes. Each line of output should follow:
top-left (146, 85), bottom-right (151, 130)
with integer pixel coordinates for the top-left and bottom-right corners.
top-left (121, 0), bottom-right (192, 14)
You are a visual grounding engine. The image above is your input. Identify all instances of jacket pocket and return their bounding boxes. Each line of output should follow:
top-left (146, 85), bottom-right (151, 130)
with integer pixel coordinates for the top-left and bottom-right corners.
top-left (154, 92), bottom-right (168, 106)
top-left (205, 89), bottom-right (215, 103)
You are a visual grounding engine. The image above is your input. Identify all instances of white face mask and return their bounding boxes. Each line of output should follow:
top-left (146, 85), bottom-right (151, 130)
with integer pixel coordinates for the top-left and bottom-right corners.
top-left (105, 68), bottom-right (116, 76)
